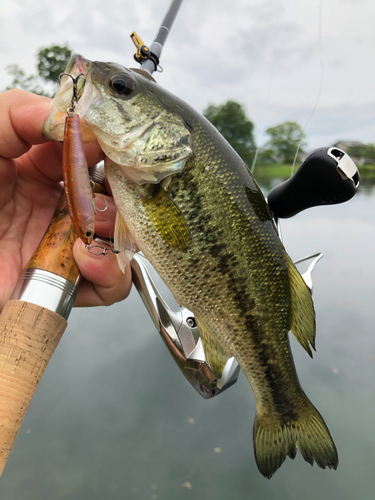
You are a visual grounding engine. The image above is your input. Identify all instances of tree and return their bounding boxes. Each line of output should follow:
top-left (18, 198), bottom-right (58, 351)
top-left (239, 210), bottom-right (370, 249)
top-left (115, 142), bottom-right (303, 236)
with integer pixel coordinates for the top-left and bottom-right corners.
top-left (347, 143), bottom-right (375, 164)
top-left (264, 121), bottom-right (306, 164)
top-left (4, 64), bottom-right (46, 96)
top-left (4, 44), bottom-right (72, 97)
top-left (37, 45), bottom-right (72, 83)
top-left (203, 100), bottom-right (256, 166)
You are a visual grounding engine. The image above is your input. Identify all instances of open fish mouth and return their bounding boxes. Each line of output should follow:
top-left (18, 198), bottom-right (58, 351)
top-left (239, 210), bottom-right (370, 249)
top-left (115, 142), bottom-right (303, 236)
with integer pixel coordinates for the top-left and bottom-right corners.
top-left (43, 54), bottom-right (100, 142)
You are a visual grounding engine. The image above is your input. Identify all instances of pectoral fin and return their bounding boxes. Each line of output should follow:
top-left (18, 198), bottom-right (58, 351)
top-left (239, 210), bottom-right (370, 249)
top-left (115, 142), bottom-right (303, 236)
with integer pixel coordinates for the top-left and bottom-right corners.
top-left (286, 252), bottom-right (316, 357)
top-left (114, 211), bottom-right (138, 273)
top-left (195, 317), bottom-right (231, 379)
top-left (143, 185), bottom-right (191, 251)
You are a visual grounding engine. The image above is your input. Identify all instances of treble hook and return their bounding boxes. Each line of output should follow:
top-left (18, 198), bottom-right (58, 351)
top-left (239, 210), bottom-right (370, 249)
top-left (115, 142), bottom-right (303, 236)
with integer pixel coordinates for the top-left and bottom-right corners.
top-left (84, 234), bottom-right (122, 256)
top-left (92, 194), bottom-right (108, 213)
top-left (59, 72), bottom-right (86, 114)
top-left (85, 244), bottom-right (121, 256)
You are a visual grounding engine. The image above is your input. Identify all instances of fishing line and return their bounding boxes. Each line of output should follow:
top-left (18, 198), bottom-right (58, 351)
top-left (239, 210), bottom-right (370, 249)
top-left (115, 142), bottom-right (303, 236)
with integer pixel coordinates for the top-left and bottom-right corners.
top-left (250, 147), bottom-right (259, 174)
top-left (251, 65), bottom-right (275, 175)
top-left (291, 0), bottom-right (325, 176)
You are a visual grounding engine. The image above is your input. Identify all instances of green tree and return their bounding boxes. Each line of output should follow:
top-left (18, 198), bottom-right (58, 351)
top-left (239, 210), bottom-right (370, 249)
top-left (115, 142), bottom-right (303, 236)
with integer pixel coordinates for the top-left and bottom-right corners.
top-left (203, 100), bottom-right (256, 166)
top-left (4, 64), bottom-right (46, 95)
top-left (347, 143), bottom-right (375, 164)
top-left (264, 121), bottom-right (306, 164)
top-left (37, 45), bottom-right (72, 83)
top-left (4, 44), bottom-right (72, 97)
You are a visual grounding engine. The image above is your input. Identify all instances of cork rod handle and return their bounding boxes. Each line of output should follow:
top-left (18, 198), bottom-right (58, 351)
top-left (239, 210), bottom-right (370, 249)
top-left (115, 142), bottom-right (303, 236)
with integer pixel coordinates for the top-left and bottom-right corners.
top-left (0, 167), bottom-right (107, 475)
top-left (0, 301), bottom-right (67, 475)
top-left (0, 190), bottom-right (78, 476)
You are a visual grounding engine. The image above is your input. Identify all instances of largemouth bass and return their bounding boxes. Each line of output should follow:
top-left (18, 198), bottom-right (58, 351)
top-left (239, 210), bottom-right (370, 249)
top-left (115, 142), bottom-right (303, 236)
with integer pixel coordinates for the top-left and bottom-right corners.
top-left (43, 54), bottom-right (338, 478)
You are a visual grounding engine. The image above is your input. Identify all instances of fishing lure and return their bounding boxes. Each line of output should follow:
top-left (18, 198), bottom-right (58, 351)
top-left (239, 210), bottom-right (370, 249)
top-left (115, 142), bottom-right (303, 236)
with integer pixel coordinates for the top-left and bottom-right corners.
top-left (62, 73), bottom-right (96, 246)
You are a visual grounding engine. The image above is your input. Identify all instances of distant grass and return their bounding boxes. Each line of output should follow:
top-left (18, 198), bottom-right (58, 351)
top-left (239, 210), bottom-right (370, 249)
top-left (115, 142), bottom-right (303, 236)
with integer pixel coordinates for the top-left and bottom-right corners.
top-left (358, 164), bottom-right (375, 179)
top-left (252, 162), bottom-right (375, 180)
top-left (251, 163), bottom-right (294, 180)
top-left (251, 162), bottom-right (375, 193)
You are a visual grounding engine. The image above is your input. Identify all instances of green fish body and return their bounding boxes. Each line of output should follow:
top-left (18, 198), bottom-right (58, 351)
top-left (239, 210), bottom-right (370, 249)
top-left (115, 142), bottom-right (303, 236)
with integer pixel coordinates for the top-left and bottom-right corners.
top-left (43, 55), bottom-right (338, 478)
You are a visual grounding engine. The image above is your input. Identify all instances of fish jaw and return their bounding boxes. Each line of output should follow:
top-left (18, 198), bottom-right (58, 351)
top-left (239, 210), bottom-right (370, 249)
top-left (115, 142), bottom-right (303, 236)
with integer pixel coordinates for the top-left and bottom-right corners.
top-left (97, 109), bottom-right (192, 184)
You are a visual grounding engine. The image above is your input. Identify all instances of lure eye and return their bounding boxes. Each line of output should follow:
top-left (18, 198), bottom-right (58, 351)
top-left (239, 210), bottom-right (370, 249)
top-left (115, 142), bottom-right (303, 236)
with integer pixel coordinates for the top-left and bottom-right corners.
top-left (109, 74), bottom-right (135, 96)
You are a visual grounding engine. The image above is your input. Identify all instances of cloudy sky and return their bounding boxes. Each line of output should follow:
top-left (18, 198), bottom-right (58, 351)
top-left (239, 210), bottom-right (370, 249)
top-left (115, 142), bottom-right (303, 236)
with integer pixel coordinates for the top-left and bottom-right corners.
top-left (0, 0), bottom-right (374, 150)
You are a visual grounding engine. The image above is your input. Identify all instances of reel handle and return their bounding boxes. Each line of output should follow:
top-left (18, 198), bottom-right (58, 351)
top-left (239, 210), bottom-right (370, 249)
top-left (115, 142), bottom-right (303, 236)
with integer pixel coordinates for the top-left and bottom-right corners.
top-left (267, 147), bottom-right (360, 219)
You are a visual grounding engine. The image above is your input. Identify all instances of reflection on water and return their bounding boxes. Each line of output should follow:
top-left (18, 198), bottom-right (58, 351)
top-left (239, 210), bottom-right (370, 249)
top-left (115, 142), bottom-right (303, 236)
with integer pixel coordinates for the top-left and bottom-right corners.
top-left (1, 178), bottom-right (375, 500)
top-left (356, 176), bottom-right (375, 196)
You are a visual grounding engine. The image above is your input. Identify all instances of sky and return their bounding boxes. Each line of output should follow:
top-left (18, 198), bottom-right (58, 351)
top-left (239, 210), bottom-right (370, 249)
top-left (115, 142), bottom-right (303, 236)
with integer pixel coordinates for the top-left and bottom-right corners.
top-left (0, 0), bottom-right (374, 150)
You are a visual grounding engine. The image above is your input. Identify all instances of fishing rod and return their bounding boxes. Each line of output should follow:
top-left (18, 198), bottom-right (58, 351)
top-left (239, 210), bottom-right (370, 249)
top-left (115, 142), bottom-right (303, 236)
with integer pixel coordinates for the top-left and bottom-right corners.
top-left (131, 0), bottom-right (184, 75)
top-left (0, 0), bottom-right (185, 477)
top-left (0, 0), bottom-right (361, 476)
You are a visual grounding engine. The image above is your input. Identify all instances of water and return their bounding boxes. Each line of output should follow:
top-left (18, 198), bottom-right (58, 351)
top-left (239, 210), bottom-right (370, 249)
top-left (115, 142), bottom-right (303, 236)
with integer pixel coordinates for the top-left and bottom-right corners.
top-left (1, 178), bottom-right (375, 500)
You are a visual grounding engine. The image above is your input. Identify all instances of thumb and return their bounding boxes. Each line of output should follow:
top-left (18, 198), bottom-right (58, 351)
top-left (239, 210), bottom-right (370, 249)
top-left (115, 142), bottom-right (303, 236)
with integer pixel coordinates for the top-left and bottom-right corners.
top-left (72, 238), bottom-right (132, 307)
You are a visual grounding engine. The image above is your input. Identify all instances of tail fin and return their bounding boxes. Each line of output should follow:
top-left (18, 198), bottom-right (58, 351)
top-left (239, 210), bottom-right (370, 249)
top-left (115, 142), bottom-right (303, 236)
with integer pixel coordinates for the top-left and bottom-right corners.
top-left (253, 403), bottom-right (338, 479)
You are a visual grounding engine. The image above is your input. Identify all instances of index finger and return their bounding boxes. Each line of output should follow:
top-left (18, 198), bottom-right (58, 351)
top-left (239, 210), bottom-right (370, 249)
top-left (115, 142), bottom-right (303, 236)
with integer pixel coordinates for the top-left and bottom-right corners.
top-left (0, 89), bottom-right (53, 159)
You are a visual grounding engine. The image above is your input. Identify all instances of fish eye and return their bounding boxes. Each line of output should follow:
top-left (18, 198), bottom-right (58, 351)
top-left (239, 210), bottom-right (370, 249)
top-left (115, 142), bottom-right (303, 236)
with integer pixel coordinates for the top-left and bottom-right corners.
top-left (109, 74), bottom-right (135, 96)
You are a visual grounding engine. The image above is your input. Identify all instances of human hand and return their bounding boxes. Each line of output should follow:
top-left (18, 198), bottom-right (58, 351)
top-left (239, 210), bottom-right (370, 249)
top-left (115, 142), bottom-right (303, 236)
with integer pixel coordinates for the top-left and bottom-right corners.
top-left (0, 89), bottom-right (132, 312)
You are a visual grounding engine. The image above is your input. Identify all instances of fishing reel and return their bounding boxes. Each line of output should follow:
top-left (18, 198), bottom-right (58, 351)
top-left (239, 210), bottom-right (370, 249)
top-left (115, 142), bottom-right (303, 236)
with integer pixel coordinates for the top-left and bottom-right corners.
top-left (126, 6), bottom-right (360, 400)
top-left (97, 146), bottom-right (359, 400)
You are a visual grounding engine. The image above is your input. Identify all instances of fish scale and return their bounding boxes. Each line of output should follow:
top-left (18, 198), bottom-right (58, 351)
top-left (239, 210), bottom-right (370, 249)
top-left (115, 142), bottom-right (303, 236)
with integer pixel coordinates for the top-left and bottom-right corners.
top-left (43, 54), bottom-right (338, 478)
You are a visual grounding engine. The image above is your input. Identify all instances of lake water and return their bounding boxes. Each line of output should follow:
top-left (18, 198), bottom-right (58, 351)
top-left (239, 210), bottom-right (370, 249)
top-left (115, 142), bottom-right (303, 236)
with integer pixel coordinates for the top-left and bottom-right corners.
top-left (1, 174), bottom-right (375, 500)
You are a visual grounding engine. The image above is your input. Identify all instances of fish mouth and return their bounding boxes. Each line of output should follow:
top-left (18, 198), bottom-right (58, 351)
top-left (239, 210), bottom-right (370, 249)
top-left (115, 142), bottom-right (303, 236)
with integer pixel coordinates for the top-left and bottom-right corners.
top-left (43, 54), bottom-right (100, 142)
top-left (65, 54), bottom-right (91, 77)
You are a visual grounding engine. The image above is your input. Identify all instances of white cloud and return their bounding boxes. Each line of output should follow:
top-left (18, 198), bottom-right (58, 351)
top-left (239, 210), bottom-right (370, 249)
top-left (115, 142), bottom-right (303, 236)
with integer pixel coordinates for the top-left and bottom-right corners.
top-left (0, 0), bottom-right (374, 150)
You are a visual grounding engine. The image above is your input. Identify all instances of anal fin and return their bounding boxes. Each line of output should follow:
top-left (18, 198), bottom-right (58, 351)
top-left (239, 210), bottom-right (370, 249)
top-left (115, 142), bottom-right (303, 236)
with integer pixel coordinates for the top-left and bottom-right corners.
top-left (195, 317), bottom-right (231, 379)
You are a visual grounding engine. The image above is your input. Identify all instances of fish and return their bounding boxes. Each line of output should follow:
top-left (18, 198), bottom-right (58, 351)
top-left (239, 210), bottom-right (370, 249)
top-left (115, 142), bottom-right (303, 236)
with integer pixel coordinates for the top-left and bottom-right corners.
top-left (43, 54), bottom-right (338, 478)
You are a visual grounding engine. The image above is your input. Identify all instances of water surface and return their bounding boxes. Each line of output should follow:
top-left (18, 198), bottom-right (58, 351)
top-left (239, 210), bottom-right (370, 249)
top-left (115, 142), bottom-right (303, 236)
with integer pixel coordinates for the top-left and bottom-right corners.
top-left (1, 178), bottom-right (374, 500)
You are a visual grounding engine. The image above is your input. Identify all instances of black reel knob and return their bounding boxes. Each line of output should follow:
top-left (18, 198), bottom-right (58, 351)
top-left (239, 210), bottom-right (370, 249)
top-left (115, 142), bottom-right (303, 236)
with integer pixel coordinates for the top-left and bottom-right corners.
top-left (267, 147), bottom-right (360, 219)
